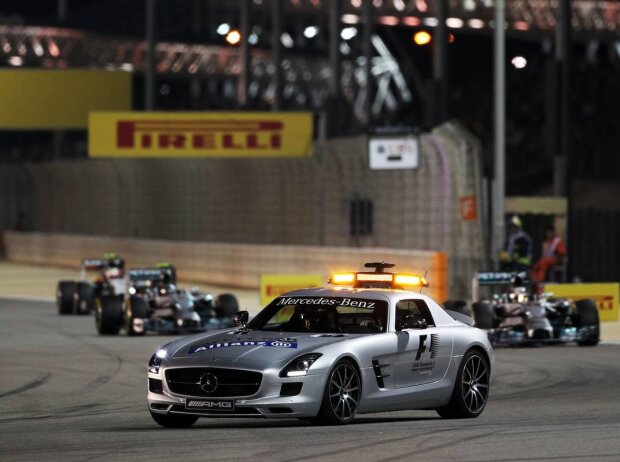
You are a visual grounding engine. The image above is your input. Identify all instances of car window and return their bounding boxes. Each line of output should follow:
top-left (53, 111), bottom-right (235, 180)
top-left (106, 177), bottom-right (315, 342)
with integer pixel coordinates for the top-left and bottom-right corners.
top-left (395, 299), bottom-right (435, 327)
top-left (248, 296), bottom-right (389, 333)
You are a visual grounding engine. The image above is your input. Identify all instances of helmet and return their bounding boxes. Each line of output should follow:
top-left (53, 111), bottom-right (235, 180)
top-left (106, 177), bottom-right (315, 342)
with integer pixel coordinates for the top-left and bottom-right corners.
top-left (509, 215), bottom-right (522, 228)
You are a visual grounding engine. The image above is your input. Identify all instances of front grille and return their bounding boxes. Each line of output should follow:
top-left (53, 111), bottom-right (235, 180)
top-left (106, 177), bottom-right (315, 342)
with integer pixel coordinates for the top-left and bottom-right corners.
top-left (166, 367), bottom-right (262, 397)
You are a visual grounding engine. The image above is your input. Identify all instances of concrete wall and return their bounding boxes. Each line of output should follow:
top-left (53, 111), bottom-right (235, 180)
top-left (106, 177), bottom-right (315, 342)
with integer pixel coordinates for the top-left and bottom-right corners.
top-left (2, 231), bottom-right (448, 302)
top-left (0, 121), bottom-right (485, 298)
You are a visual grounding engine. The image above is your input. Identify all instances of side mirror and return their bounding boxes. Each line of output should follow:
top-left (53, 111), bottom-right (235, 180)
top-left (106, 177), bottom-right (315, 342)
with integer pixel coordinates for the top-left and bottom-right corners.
top-left (234, 310), bottom-right (249, 327)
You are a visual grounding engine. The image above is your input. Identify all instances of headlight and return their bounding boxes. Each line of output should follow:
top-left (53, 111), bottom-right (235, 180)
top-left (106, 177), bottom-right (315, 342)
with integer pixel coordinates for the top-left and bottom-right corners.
top-left (280, 353), bottom-right (322, 377)
top-left (148, 348), bottom-right (167, 374)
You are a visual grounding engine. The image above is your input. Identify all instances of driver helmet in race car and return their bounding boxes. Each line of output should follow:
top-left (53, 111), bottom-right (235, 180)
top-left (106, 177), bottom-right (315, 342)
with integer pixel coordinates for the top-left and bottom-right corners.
top-left (156, 272), bottom-right (176, 295)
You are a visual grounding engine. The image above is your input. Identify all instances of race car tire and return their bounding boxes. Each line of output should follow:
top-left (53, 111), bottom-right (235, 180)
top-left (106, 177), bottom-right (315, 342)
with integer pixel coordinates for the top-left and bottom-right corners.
top-left (96, 296), bottom-right (123, 335)
top-left (472, 302), bottom-right (494, 329)
top-left (575, 299), bottom-right (600, 347)
top-left (443, 300), bottom-right (472, 317)
top-left (150, 411), bottom-right (198, 428)
top-left (125, 296), bottom-right (149, 336)
top-left (215, 293), bottom-right (239, 318)
top-left (315, 359), bottom-right (361, 425)
top-left (436, 349), bottom-right (490, 419)
top-left (57, 281), bottom-right (76, 315)
top-left (75, 282), bottom-right (95, 315)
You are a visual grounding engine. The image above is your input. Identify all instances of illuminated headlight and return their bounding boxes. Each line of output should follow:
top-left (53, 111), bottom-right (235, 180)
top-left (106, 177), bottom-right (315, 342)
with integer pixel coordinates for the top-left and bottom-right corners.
top-left (280, 353), bottom-right (322, 378)
top-left (148, 348), bottom-right (167, 374)
top-left (129, 287), bottom-right (136, 295)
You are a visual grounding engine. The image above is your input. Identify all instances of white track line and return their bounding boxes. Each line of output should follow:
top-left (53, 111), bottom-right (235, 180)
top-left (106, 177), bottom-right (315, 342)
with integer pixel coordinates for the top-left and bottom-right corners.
top-left (0, 295), bottom-right (54, 303)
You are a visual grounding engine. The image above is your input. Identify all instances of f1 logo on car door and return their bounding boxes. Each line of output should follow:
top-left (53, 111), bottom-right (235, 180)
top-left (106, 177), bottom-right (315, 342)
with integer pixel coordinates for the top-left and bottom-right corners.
top-left (393, 330), bottom-right (452, 388)
top-left (412, 334), bottom-right (439, 373)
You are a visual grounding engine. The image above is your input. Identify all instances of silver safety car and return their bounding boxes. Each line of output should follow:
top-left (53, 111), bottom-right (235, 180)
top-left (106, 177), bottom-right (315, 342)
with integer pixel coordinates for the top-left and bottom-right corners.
top-left (146, 263), bottom-right (493, 427)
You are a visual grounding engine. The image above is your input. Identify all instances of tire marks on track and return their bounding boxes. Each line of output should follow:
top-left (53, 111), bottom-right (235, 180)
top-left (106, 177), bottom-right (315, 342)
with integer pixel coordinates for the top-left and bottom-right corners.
top-left (0, 372), bottom-right (51, 399)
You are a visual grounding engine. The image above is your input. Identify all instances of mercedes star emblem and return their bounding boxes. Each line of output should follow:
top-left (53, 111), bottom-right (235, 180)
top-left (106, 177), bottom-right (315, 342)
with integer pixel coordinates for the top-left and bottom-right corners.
top-left (199, 372), bottom-right (218, 393)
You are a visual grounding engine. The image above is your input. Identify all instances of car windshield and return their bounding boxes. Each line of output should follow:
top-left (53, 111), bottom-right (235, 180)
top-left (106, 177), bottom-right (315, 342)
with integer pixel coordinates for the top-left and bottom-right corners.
top-left (247, 296), bottom-right (388, 334)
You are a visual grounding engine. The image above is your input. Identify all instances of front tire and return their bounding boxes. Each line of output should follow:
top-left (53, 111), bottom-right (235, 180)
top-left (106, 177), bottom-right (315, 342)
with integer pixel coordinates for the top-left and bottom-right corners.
top-left (575, 299), bottom-right (600, 347)
top-left (472, 302), bottom-right (495, 329)
top-left (316, 359), bottom-right (361, 425)
top-left (125, 296), bottom-right (150, 336)
top-left (150, 411), bottom-right (198, 428)
top-left (215, 293), bottom-right (239, 318)
top-left (437, 349), bottom-right (490, 419)
top-left (96, 296), bottom-right (123, 335)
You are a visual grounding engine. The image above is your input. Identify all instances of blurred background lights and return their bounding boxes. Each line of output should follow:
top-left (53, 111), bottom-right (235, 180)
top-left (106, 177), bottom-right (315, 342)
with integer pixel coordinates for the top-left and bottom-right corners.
top-left (8, 56), bottom-right (24, 66)
top-left (341, 27), bottom-right (358, 40)
top-left (280, 32), bottom-right (294, 48)
top-left (511, 56), bottom-right (527, 69)
top-left (303, 26), bottom-right (319, 39)
top-left (225, 30), bottom-right (241, 45)
top-left (216, 23), bottom-right (230, 36)
top-left (413, 31), bottom-right (431, 46)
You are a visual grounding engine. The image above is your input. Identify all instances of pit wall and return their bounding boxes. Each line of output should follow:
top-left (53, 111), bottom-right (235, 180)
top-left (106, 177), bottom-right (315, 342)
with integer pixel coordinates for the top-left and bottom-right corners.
top-left (0, 121), bottom-right (484, 299)
top-left (2, 231), bottom-right (447, 302)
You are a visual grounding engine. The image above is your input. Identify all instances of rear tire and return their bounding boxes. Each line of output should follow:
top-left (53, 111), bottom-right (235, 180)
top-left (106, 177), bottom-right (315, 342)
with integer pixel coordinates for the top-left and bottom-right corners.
top-left (575, 299), bottom-right (600, 347)
top-left (443, 300), bottom-right (471, 317)
top-left (75, 282), bottom-right (95, 315)
top-left (57, 281), bottom-right (76, 315)
top-left (437, 349), bottom-right (490, 419)
top-left (472, 302), bottom-right (494, 329)
top-left (215, 293), bottom-right (239, 318)
top-left (150, 411), bottom-right (198, 428)
top-left (125, 296), bottom-right (150, 336)
top-left (96, 296), bottom-right (123, 335)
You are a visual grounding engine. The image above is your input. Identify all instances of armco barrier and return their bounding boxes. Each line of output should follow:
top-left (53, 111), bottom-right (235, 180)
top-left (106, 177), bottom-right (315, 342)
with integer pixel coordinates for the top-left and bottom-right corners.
top-left (2, 231), bottom-right (448, 303)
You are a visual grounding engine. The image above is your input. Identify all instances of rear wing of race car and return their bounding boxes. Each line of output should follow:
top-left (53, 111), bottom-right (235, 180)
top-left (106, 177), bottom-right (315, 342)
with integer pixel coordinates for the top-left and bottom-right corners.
top-left (129, 266), bottom-right (174, 284)
top-left (82, 258), bottom-right (108, 271)
top-left (472, 271), bottom-right (530, 302)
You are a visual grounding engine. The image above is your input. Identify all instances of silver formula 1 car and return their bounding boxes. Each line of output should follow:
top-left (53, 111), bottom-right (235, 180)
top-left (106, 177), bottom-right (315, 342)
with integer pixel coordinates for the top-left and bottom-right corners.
top-left (146, 263), bottom-right (493, 427)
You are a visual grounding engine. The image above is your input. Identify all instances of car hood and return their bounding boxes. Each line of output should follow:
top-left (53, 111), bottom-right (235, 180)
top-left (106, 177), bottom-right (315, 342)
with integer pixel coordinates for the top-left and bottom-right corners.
top-left (168, 329), bottom-right (355, 364)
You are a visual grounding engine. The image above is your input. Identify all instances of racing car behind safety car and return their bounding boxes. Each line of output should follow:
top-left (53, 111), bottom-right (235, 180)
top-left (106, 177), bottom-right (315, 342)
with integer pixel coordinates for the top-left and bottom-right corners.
top-left (96, 265), bottom-right (239, 335)
top-left (446, 272), bottom-right (599, 347)
top-left (56, 253), bottom-right (126, 315)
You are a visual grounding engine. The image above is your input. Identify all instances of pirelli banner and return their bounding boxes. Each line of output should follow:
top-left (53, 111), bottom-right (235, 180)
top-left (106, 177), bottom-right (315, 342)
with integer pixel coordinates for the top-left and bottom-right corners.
top-left (88, 112), bottom-right (314, 158)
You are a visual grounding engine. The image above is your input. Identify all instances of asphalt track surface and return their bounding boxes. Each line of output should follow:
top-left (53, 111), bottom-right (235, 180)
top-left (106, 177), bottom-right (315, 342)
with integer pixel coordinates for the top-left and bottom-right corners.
top-left (1, 298), bottom-right (619, 462)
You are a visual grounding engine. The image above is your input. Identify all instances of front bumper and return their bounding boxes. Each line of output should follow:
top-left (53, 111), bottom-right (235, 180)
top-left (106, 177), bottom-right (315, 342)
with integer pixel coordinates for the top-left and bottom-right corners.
top-left (147, 365), bottom-right (326, 419)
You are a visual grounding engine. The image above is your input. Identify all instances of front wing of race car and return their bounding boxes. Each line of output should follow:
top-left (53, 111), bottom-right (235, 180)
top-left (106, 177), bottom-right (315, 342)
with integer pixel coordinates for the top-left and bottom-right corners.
top-left (132, 316), bottom-right (233, 335)
top-left (484, 325), bottom-right (599, 346)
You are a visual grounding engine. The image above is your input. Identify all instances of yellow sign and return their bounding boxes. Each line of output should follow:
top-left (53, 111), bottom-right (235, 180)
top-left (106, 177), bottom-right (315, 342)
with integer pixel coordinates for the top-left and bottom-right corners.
top-left (89, 112), bottom-right (314, 158)
top-left (544, 283), bottom-right (620, 322)
top-left (260, 274), bottom-right (324, 306)
top-left (0, 70), bottom-right (131, 129)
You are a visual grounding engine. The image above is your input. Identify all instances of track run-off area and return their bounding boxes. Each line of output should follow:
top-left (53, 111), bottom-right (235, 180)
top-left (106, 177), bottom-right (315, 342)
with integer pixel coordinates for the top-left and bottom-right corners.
top-left (1, 297), bottom-right (620, 461)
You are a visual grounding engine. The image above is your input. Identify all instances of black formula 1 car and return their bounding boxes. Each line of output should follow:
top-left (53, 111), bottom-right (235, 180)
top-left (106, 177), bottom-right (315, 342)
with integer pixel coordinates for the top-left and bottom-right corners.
top-left (444, 272), bottom-right (599, 347)
top-left (56, 254), bottom-right (126, 315)
top-left (95, 265), bottom-right (239, 335)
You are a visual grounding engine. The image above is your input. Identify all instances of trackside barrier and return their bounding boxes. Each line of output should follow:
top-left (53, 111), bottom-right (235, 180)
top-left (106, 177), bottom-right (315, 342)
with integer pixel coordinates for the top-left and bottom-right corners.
top-left (2, 231), bottom-right (448, 303)
top-left (544, 283), bottom-right (620, 322)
